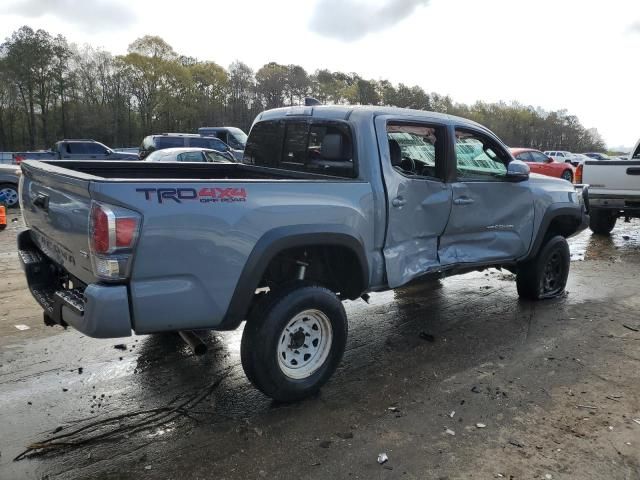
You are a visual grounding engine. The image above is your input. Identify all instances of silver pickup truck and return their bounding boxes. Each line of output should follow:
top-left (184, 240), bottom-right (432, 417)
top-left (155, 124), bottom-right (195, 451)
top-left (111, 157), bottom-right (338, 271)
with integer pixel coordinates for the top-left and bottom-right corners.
top-left (13, 139), bottom-right (139, 163)
top-left (582, 138), bottom-right (640, 234)
top-left (18, 106), bottom-right (588, 401)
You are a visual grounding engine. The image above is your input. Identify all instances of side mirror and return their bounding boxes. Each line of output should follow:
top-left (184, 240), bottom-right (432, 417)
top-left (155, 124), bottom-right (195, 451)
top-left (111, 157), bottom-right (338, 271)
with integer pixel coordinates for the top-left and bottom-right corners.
top-left (506, 160), bottom-right (530, 182)
top-left (547, 157), bottom-right (554, 163)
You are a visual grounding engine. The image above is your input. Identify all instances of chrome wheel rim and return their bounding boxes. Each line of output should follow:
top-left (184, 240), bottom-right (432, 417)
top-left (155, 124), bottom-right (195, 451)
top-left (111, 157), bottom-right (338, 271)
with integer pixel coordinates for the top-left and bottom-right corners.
top-left (0, 187), bottom-right (18, 207)
top-left (277, 309), bottom-right (333, 379)
top-left (562, 171), bottom-right (572, 182)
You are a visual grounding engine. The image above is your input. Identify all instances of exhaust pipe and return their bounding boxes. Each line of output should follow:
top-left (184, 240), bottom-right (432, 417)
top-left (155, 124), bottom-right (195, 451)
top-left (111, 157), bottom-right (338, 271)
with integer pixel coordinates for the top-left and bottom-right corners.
top-left (178, 330), bottom-right (207, 356)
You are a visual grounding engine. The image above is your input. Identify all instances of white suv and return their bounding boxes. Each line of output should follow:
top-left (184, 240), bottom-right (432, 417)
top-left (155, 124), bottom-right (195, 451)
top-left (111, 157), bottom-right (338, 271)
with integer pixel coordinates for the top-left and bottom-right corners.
top-left (544, 150), bottom-right (573, 163)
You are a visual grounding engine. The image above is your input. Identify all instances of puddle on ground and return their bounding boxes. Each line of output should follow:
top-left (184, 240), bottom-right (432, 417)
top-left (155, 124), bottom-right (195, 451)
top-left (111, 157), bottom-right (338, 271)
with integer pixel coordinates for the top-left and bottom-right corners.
top-left (569, 219), bottom-right (639, 262)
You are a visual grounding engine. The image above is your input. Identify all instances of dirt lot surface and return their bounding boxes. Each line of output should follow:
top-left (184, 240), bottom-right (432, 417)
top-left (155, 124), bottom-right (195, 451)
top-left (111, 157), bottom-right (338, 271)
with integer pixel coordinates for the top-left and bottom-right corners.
top-left (1, 211), bottom-right (639, 480)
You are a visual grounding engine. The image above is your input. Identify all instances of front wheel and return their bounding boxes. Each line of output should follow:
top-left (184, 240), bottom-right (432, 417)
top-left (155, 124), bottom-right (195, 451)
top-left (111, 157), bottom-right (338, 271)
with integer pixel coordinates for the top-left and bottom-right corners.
top-left (589, 208), bottom-right (617, 235)
top-left (240, 283), bottom-right (347, 402)
top-left (561, 170), bottom-right (573, 183)
top-left (516, 235), bottom-right (570, 300)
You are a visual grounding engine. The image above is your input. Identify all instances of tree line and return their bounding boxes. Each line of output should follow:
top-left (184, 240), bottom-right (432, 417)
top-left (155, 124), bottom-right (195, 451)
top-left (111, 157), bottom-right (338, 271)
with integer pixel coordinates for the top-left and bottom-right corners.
top-left (0, 26), bottom-right (606, 152)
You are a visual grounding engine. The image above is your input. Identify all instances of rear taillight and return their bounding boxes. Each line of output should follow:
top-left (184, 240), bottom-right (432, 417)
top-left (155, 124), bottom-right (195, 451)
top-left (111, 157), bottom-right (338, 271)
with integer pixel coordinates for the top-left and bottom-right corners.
top-left (13, 155), bottom-right (25, 164)
top-left (575, 164), bottom-right (583, 184)
top-left (89, 202), bottom-right (141, 281)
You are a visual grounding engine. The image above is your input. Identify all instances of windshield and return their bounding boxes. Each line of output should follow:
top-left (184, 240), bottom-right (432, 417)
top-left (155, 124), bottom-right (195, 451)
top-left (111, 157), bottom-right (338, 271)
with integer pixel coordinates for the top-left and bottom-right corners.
top-left (204, 151), bottom-right (231, 163)
top-left (231, 132), bottom-right (248, 146)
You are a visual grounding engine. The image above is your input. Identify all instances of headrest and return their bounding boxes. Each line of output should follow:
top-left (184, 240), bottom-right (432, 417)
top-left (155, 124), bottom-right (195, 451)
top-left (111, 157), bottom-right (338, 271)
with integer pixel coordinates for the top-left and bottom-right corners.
top-left (321, 134), bottom-right (346, 160)
top-left (389, 139), bottom-right (402, 166)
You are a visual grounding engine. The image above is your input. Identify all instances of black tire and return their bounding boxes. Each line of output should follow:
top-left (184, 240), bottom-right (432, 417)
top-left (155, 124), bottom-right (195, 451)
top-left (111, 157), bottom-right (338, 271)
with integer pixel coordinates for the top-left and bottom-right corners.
top-left (589, 208), bottom-right (617, 235)
top-left (561, 170), bottom-right (573, 183)
top-left (240, 283), bottom-right (348, 402)
top-left (516, 235), bottom-right (570, 300)
top-left (0, 183), bottom-right (19, 208)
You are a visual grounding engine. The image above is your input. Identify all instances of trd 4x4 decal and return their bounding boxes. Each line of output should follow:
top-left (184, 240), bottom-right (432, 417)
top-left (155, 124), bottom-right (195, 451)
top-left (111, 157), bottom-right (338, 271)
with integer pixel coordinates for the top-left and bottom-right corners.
top-left (136, 187), bottom-right (247, 204)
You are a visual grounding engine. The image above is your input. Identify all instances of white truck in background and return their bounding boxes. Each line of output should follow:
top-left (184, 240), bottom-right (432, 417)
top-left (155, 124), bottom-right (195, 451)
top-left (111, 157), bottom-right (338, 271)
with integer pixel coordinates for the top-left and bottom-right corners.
top-left (583, 138), bottom-right (640, 234)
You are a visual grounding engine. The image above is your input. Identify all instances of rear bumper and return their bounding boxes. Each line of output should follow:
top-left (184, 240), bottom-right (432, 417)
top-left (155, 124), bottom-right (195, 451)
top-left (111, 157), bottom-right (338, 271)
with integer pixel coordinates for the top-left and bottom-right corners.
top-left (587, 194), bottom-right (640, 215)
top-left (17, 230), bottom-right (132, 338)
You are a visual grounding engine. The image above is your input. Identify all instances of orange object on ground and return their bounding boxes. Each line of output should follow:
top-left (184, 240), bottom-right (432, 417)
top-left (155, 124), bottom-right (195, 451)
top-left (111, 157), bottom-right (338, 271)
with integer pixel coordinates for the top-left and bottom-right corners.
top-left (0, 205), bottom-right (6, 231)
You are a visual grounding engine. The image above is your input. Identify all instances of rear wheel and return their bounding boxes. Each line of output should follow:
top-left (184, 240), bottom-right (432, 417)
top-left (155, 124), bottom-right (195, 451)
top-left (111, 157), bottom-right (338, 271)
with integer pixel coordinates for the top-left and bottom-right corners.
top-left (0, 183), bottom-right (19, 208)
top-left (516, 235), bottom-right (570, 300)
top-left (240, 283), bottom-right (347, 402)
top-left (561, 170), bottom-right (573, 183)
top-left (589, 208), bottom-right (617, 235)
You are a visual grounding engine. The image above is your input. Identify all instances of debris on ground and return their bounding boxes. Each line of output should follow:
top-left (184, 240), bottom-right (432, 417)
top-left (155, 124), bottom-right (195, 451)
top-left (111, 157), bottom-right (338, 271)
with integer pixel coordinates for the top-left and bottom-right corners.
top-left (632, 419), bottom-right (640, 426)
top-left (449, 411), bottom-right (456, 418)
top-left (78, 367), bottom-right (83, 374)
top-left (418, 332), bottom-right (435, 342)
top-left (509, 440), bottom-right (524, 448)
top-left (622, 324), bottom-right (639, 332)
top-left (14, 324), bottom-right (30, 331)
top-left (576, 404), bottom-right (598, 410)
top-left (622, 235), bottom-right (630, 241)
top-left (545, 474), bottom-right (553, 480)
top-left (377, 453), bottom-right (388, 464)
top-left (319, 440), bottom-right (332, 448)
top-left (445, 428), bottom-right (455, 436)
top-left (144, 465), bottom-right (152, 470)
top-left (113, 344), bottom-right (127, 351)
top-left (13, 369), bottom-right (231, 461)
top-left (336, 432), bottom-right (354, 440)
top-left (471, 386), bottom-right (481, 393)
top-left (387, 406), bottom-right (400, 413)
top-left (476, 423), bottom-right (486, 428)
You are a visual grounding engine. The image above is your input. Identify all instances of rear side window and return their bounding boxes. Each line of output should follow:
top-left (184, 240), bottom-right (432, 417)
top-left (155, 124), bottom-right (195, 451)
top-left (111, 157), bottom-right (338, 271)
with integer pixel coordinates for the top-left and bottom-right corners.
top-left (244, 120), bottom-right (355, 178)
top-left (156, 137), bottom-right (185, 149)
top-left (177, 152), bottom-right (206, 162)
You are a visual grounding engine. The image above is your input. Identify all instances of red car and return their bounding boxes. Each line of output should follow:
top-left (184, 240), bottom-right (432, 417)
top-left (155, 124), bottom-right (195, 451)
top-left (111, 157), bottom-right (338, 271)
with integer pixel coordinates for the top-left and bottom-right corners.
top-left (510, 148), bottom-right (575, 183)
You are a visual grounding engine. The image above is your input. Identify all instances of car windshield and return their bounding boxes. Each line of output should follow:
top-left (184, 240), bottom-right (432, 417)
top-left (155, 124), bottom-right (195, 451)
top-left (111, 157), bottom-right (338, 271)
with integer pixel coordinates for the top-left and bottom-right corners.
top-left (145, 150), bottom-right (167, 162)
top-left (204, 151), bottom-right (231, 163)
top-left (232, 132), bottom-right (248, 146)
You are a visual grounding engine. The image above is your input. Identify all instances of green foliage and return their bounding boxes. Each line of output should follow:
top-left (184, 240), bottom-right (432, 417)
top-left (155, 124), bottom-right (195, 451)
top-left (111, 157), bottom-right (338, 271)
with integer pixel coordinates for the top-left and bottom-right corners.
top-left (0, 26), bottom-right (606, 152)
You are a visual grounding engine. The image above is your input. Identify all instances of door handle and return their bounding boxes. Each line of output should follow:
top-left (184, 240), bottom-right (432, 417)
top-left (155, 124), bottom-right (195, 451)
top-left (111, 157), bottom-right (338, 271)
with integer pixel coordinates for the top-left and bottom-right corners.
top-left (454, 197), bottom-right (474, 205)
top-left (33, 193), bottom-right (49, 211)
top-left (392, 197), bottom-right (407, 208)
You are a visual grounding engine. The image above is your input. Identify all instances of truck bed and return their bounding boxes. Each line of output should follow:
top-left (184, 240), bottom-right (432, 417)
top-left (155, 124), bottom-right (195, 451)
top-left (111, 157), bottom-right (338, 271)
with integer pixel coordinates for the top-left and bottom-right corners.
top-left (30, 160), bottom-right (344, 181)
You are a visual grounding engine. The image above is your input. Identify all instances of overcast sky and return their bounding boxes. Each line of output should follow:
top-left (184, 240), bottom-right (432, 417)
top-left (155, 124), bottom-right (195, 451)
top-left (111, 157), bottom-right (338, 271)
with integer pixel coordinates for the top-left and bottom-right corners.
top-left (2, 0), bottom-right (639, 148)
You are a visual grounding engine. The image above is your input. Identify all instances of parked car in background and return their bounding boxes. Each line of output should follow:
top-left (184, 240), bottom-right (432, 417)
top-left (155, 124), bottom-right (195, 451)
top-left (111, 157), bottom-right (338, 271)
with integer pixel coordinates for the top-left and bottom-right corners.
top-left (0, 164), bottom-right (20, 207)
top-left (568, 153), bottom-right (591, 166)
top-left (143, 148), bottom-right (234, 163)
top-left (511, 148), bottom-right (575, 182)
top-left (113, 147), bottom-right (140, 155)
top-left (12, 139), bottom-right (140, 164)
top-left (583, 152), bottom-right (611, 161)
top-left (544, 150), bottom-right (573, 163)
top-left (197, 127), bottom-right (247, 149)
top-left (582, 138), bottom-right (640, 234)
top-left (139, 133), bottom-right (235, 160)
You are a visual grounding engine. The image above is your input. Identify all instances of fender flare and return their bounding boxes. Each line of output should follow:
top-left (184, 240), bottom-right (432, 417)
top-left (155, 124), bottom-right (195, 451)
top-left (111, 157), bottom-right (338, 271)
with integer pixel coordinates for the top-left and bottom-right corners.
top-left (218, 224), bottom-right (369, 330)
top-left (521, 204), bottom-right (587, 262)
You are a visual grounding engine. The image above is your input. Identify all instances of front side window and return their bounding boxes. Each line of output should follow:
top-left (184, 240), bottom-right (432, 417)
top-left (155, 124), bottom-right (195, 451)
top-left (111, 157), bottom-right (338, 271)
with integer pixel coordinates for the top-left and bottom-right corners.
top-left (530, 151), bottom-right (550, 163)
top-left (84, 143), bottom-right (107, 155)
top-left (633, 144), bottom-right (640, 159)
top-left (204, 151), bottom-right (231, 163)
top-left (244, 120), bottom-right (355, 178)
top-left (192, 137), bottom-right (229, 152)
top-left (515, 151), bottom-right (534, 162)
top-left (386, 123), bottom-right (443, 179)
top-left (455, 129), bottom-right (508, 181)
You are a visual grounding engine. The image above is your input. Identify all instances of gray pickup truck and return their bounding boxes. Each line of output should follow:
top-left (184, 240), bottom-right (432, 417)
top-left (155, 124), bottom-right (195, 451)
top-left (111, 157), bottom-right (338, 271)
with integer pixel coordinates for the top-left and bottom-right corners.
top-left (18, 106), bottom-right (588, 401)
top-left (12, 139), bottom-right (139, 163)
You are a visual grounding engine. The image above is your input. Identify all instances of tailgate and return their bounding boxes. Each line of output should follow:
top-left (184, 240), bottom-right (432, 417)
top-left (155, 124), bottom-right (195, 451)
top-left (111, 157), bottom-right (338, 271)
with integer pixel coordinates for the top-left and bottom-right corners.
top-left (20, 161), bottom-right (97, 285)
top-left (583, 161), bottom-right (640, 194)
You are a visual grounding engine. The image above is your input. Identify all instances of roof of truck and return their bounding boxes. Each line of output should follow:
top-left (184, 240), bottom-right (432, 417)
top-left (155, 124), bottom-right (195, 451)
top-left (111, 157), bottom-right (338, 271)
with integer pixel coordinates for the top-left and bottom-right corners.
top-left (256, 105), bottom-right (486, 130)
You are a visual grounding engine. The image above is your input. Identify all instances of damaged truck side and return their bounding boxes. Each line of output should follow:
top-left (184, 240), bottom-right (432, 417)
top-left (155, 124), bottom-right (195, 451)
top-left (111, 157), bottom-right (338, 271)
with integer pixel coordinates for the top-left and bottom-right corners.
top-left (18, 106), bottom-right (588, 402)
